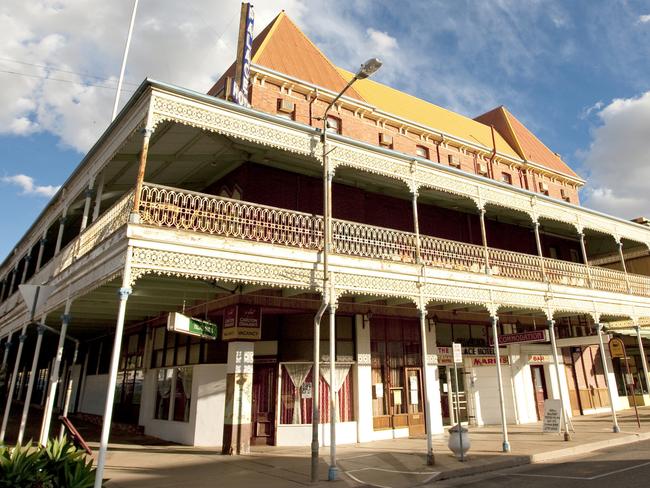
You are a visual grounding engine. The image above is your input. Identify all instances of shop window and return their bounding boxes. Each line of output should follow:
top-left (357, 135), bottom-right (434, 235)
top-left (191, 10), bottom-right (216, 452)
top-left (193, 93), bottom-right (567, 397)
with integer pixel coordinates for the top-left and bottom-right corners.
top-left (278, 314), bottom-right (355, 362)
top-left (415, 145), bottom-right (429, 159)
top-left (278, 362), bottom-right (354, 424)
top-left (326, 115), bottom-right (341, 134)
top-left (154, 367), bottom-right (193, 422)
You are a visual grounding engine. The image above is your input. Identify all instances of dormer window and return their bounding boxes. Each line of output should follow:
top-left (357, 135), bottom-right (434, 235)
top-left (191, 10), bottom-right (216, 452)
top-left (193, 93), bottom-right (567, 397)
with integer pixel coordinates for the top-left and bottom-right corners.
top-left (501, 172), bottom-right (512, 184)
top-left (477, 162), bottom-right (489, 175)
top-left (539, 181), bottom-right (549, 195)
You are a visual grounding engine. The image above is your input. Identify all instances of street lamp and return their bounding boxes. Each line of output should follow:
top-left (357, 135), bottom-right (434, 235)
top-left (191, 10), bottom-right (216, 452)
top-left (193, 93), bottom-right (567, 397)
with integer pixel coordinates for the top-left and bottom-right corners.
top-left (312, 57), bottom-right (382, 483)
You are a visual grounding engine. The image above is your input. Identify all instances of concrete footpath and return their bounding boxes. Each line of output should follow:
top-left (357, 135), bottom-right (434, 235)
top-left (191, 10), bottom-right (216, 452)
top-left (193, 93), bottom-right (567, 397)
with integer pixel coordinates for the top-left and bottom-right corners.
top-left (95, 407), bottom-right (650, 488)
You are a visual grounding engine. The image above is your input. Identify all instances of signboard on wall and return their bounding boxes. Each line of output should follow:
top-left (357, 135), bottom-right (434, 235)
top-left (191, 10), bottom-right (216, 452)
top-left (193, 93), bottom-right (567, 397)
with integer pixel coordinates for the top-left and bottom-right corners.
top-left (529, 354), bottom-right (553, 364)
top-left (167, 312), bottom-right (218, 339)
top-left (542, 399), bottom-right (563, 433)
top-left (223, 304), bottom-right (262, 340)
top-left (470, 356), bottom-right (509, 367)
top-left (609, 337), bottom-right (626, 358)
top-left (489, 330), bottom-right (549, 346)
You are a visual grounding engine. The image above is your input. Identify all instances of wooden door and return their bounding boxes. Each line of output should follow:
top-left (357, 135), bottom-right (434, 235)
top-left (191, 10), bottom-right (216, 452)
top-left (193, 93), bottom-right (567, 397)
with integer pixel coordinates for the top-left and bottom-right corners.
top-left (563, 349), bottom-right (582, 415)
top-left (405, 368), bottom-right (425, 436)
top-left (531, 365), bottom-right (547, 421)
top-left (251, 362), bottom-right (276, 446)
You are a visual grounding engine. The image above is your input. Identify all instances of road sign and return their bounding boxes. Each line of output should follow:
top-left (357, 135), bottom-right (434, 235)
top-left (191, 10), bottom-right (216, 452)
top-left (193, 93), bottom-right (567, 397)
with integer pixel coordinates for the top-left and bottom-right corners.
top-left (452, 342), bottom-right (462, 364)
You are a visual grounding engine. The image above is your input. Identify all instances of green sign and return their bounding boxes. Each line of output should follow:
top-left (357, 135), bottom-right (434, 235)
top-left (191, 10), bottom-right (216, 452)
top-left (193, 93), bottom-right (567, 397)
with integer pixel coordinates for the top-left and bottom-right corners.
top-left (168, 312), bottom-right (218, 339)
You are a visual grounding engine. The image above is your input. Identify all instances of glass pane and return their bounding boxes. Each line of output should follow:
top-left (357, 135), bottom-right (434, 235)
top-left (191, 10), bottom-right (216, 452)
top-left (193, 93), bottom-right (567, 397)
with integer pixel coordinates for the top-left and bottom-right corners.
top-left (173, 368), bottom-right (193, 422)
top-left (154, 369), bottom-right (173, 420)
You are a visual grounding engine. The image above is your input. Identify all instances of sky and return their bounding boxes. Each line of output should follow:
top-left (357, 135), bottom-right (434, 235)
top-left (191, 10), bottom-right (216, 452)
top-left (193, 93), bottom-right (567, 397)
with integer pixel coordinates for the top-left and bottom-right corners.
top-left (1, 0), bottom-right (650, 259)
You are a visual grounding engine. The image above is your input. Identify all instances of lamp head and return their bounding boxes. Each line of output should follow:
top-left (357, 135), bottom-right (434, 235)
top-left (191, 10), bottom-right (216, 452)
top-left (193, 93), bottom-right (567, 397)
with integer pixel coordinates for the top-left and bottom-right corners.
top-left (355, 57), bottom-right (382, 80)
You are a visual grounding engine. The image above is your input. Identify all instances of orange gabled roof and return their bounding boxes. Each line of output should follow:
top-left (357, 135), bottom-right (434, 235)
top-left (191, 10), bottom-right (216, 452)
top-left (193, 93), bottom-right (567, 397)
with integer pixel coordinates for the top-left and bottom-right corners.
top-left (475, 106), bottom-right (581, 179)
top-left (208, 12), bottom-right (363, 101)
top-left (252, 12), bottom-right (363, 100)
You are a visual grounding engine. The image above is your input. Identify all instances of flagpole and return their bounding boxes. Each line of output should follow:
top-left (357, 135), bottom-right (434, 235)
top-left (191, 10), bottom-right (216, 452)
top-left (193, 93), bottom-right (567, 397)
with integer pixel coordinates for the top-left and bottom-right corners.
top-left (112, 0), bottom-right (139, 121)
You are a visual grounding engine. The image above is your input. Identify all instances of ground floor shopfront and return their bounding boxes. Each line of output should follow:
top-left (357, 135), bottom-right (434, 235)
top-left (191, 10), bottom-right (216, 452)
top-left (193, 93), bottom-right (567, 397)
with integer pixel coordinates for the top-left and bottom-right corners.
top-left (66, 305), bottom-right (629, 448)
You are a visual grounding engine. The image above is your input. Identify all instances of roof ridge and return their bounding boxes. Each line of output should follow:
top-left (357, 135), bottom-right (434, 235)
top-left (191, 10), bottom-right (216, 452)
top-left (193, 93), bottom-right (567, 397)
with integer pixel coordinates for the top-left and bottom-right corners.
top-left (251, 11), bottom-right (285, 64)
top-left (499, 106), bottom-right (527, 160)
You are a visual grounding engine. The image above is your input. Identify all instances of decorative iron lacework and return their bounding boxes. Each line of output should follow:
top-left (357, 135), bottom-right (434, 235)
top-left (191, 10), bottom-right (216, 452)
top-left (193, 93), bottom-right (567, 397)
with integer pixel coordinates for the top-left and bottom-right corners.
top-left (151, 93), bottom-right (317, 157)
top-left (147, 90), bottom-right (650, 248)
top-left (129, 247), bottom-right (318, 291)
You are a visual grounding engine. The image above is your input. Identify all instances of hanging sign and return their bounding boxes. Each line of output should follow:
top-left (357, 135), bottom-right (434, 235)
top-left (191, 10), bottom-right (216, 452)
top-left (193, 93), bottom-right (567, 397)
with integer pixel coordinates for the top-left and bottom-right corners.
top-left (167, 312), bottom-right (218, 339)
top-left (223, 304), bottom-right (262, 340)
top-left (489, 330), bottom-right (549, 346)
top-left (231, 2), bottom-right (255, 107)
top-left (542, 399), bottom-right (563, 433)
top-left (609, 337), bottom-right (626, 359)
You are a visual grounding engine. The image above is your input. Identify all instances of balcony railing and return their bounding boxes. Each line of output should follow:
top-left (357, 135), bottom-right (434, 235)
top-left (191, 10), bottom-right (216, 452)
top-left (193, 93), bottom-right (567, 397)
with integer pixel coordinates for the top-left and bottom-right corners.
top-left (138, 183), bottom-right (650, 297)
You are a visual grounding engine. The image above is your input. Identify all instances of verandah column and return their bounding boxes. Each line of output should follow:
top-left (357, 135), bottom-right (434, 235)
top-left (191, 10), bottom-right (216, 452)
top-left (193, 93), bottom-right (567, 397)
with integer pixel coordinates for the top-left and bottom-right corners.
top-left (54, 209), bottom-right (68, 256)
top-left (595, 320), bottom-right (620, 433)
top-left (1, 332), bottom-right (13, 370)
top-left (532, 220), bottom-right (547, 281)
top-left (490, 314), bottom-right (510, 452)
top-left (578, 231), bottom-right (593, 288)
top-left (39, 300), bottom-right (72, 446)
top-left (35, 232), bottom-right (47, 273)
top-left (617, 240), bottom-right (632, 293)
top-left (479, 208), bottom-right (490, 274)
top-left (0, 324), bottom-right (28, 442)
top-left (20, 256), bottom-right (30, 284)
top-left (635, 323), bottom-right (650, 402)
top-left (79, 178), bottom-right (96, 231)
top-left (547, 318), bottom-right (571, 441)
top-left (93, 248), bottom-right (133, 488)
top-left (221, 341), bottom-right (255, 455)
top-left (17, 317), bottom-right (46, 444)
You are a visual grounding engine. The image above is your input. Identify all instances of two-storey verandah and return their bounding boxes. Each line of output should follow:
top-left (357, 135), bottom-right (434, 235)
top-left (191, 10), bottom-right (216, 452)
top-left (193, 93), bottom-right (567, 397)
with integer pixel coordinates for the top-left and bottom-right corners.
top-left (2, 81), bottom-right (650, 469)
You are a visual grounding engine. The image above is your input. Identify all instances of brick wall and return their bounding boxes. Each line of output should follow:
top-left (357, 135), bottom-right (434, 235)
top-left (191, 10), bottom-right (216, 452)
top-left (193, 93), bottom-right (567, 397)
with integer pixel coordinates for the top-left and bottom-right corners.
top-left (247, 79), bottom-right (580, 205)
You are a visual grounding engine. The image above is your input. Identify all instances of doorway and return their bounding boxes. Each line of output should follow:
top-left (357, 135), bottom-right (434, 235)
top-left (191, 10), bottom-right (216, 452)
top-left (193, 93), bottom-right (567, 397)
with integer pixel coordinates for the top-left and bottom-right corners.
top-left (251, 361), bottom-right (276, 446)
top-left (405, 368), bottom-right (425, 436)
top-left (531, 365), bottom-right (548, 420)
top-left (439, 366), bottom-right (467, 425)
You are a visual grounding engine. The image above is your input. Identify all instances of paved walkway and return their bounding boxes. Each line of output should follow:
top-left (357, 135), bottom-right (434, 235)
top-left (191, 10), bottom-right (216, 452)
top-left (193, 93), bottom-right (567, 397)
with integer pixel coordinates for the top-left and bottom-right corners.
top-left (93, 407), bottom-right (650, 488)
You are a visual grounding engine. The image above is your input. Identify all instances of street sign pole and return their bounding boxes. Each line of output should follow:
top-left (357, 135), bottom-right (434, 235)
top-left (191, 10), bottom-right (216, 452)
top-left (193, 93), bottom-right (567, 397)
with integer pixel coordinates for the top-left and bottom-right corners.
top-left (452, 342), bottom-right (464, 462)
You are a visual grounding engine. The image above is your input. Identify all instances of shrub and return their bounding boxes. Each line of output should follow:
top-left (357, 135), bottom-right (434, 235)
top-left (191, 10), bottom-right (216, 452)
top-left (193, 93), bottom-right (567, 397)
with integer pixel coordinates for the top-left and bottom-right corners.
top-left (0, 436), bottom-right (97, 488)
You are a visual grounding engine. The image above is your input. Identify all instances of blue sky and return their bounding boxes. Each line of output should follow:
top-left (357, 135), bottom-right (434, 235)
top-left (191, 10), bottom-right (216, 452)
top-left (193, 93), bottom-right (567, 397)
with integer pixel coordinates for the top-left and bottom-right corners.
top-left (2, 0), bottom-right (650, 259)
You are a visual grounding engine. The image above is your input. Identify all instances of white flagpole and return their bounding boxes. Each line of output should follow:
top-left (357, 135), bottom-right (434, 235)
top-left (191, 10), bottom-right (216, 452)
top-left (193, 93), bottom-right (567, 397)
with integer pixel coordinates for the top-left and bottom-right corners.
top-left (111, 0), bottom-right (139, 121)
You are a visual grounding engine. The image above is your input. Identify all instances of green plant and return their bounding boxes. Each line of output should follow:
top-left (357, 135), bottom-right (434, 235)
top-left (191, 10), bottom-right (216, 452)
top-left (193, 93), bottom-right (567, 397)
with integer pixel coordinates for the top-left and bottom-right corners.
top-left (0, 443), bottom-right (52, 488)
top-left (0, 436), bottom-right (98, 488)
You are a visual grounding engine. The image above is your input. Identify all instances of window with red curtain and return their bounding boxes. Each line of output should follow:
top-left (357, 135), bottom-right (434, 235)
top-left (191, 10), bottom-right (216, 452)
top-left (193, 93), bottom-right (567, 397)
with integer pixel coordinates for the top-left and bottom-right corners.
top-left (279, 364), bottom-right (354, 424)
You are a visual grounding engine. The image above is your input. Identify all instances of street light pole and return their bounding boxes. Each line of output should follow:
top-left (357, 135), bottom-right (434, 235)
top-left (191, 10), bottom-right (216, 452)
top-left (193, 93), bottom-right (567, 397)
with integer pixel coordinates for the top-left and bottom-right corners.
top-left (311, 58), bottom-right (381, 483)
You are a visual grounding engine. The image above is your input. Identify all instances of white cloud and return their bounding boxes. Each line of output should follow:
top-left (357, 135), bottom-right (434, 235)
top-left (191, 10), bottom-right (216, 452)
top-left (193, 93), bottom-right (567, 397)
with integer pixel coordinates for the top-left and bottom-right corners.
top-left (2, 174), bottom-right (61, 197)
top-left (0, 0), bottom-right (306, 152)
top-left (366, 28), bottom-right (398, 53)
top-left (639, 14), bottom-right (650, 23)
top-left (580, 91), bottom-right (650, 219)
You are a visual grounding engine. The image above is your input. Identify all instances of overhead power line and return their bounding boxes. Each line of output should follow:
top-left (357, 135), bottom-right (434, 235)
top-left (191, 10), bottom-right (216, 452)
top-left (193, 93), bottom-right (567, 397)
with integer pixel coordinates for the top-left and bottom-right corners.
top-left (0, 57), bottom-right (139, 86)
top-left (0, 68), bottom-right (136, 92)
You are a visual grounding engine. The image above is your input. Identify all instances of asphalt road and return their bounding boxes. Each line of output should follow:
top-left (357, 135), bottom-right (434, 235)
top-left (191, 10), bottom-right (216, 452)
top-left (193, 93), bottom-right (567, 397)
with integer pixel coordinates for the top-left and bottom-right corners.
top-left (434, 438), bottom-right (650, 487)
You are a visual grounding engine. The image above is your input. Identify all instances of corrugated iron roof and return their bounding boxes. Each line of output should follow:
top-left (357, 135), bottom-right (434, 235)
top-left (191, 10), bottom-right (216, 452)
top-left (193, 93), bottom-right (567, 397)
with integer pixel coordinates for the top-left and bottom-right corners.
top-left (475, 106), bottom-right (580, 179)
top-left (336, 67), bottom-right (520, 160)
